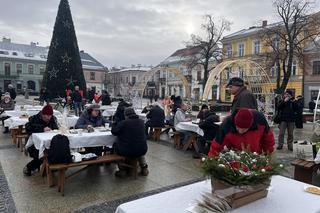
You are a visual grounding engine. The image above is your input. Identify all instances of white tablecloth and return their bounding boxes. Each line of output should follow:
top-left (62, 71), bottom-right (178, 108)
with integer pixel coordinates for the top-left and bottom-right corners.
top-left (26, 130), bottom-right (117, 158)
top-left (4, 109), bottom-right (62, 117)
top-left (175, 121), bottom-right (204, 136)
top-left (4, 116), bottom-right (79, 129)
top-left (115, 176), bottom-right (320, 213)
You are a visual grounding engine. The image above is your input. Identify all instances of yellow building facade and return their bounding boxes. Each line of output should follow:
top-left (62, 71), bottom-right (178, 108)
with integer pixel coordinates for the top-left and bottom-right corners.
top-left (219, 22), bottom-right (303, 102)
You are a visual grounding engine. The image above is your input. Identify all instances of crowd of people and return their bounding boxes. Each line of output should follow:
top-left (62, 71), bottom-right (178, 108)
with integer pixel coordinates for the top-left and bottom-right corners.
top-left (0, 77), bottom-right (312, 179)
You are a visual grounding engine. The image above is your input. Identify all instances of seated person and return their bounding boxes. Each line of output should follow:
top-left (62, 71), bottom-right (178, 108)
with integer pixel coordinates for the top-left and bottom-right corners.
top-left (174, 103), bottom-right (192, 145)
top-left (193, 111), bottom-right (220, 158)
top-left (208, 108), bottom-right (275, 157)
top-left (111, 108), bottom-right (148, 177)
top-left (23, 105), bottom-right (59, 176)
top-left (75, 104), bottom-right (106, 155)
top-left (0, 93), bottom-right (15, 133)
top-left (145, 103), bottom-right (165, 136)
top-left (113, 99), bottom-right (132, 124)
top-left (197, 104), bottom-right (209, 121)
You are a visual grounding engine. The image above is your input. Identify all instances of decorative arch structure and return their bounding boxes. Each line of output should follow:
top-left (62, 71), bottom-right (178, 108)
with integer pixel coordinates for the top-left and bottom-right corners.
top-left (135, 65), bottom-right (191, 98)
top-left (203, 59), bottom-right (274, 100)
top-left (202, 59), bottom-right (275, 121)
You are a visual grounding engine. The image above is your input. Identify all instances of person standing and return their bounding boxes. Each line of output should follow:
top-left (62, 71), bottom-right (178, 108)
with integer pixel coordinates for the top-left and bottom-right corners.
top-left (6, 84), bottom-right (16, 100)
top-left (295, 95), bottom-right (304, 129)
top-left (71, 86), bottom-right (83, 116)
top-left (39, 87), bottom-right (49, 105)
top-left (276, 90), bottom-right (298, 151)
top-left (87, 88), bottom-right (94, 103)
top-left (227, 77), bottom-right (257, 113)
top-left (309, 99), bottom-right (316, 113)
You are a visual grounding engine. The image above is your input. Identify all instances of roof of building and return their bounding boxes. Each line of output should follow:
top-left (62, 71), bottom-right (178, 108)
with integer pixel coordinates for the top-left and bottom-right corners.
top-left (222, 21), bottom-right (282, 42)
top-left (0, 38), bottom-right (105, 70)
top-left (108, 66), bottom-right (152, 73)
top-left (161, 45), bottom-right (202, 64)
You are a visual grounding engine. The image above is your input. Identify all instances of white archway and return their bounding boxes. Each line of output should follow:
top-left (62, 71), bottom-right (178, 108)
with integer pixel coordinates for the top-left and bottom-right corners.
top-left (203, 59), bottom-right (275, 121)
top-left (135, 65), bottom-right (191, 98)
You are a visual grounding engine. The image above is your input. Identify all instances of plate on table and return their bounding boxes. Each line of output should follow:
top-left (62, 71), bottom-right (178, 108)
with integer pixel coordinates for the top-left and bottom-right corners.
top-left (95, 127), bottom-right (110, 132)
top-left (304, 185), bottom-right (320, 195)
top-left (69, 130), bottom-right (78, 134)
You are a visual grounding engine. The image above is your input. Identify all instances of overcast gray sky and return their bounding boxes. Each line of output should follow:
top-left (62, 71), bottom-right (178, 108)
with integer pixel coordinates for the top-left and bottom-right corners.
top-left (1, 0), bottom-right (319, 67)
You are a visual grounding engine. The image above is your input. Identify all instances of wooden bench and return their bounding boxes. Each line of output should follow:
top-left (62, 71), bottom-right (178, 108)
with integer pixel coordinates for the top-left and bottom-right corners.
top-left (44, 154), bottom-right (126, 195)
top-left (291, 159), bottom-right (320, 184)
top-left (161, 125), bottom-right (174, 134)
top-left (172, 132), bottom-right (181, 148)
top-left (152, 128), bottom-right (162, 141)
top-left (182, 133), bottom-right (199, 152)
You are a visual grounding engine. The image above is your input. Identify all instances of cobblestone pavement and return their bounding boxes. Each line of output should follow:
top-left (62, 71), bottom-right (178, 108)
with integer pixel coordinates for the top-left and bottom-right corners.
top-left (0, 95), bottom-right (318, 212)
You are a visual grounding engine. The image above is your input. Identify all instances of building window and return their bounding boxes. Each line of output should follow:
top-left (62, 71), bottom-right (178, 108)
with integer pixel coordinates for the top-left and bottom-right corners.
top-left (291, 61), bottom-right (296, 76)
top-left (16, 64), bottom-right (22, 74)
top-left (126, 77), bottom-right (129, 83)
top-left (271, 63), bottom-right (279, 77)
top-left (28, 64), bottom-right (34, 74)
top-left (132, 76), bottom-right (136, 84)
top-left (39, 65), bottom-right (45, 75)
top-left (90, 72), bottom-right (95, 80)
top-left (4, 63), bottom-right (11, 76)
top-left (238, 66), bottom-right (244, 78)
top-left (253, 40), bottom-right (260, 55)
top-left (272, 38), bottom-right (280, 50)
top-left (313, 61), bottom-right (320, 75)
top-left (197, 71), bottom-right (202, 81)
top-left (238, 43), bottom-right (245, 57)
top-left (226, 45), bottom-right (232, 57)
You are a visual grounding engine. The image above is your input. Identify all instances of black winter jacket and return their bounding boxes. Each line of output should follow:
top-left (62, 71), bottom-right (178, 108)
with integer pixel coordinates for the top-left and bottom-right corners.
top-left (72, 91), bottom-right (82, 102)
top-left (146, 106), bottom-right (165, 127)
top-left (199, 113), bottom-right (220, 141)
top-left (111, 115), bottom-right (147, 158)
top-left (231, 87), bottom-right (257, 113)
top-left (25, 112), bottom-right (59, 135)
top-left (277, 99), bottom-right (298, 122)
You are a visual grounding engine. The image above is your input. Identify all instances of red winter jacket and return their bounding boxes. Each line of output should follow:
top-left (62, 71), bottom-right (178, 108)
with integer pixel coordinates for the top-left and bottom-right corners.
top-left (208, 110), bottom-right (275, 157)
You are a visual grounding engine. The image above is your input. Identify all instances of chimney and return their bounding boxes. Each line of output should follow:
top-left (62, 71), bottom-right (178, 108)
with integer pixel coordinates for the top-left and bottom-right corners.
top-left (2, 37), bottom-right (11, 43)
top-left (30, 42), bottom-right (37, 46)
top-left (262, 20), bottom-right (268, 27)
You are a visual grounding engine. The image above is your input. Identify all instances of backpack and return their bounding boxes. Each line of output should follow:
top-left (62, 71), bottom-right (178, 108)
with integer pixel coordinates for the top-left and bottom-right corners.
top-left (48, 134), bottom-right (72, 164)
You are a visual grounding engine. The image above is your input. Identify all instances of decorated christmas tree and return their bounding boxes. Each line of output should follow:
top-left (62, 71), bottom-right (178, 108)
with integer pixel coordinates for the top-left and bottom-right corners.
top-left (43, 0), bottom-right (86, 99)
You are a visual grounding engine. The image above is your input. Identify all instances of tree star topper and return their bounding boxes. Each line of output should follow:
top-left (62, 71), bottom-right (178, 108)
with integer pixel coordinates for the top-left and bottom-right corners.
top-left (61, 52), bottom-right (72, 63)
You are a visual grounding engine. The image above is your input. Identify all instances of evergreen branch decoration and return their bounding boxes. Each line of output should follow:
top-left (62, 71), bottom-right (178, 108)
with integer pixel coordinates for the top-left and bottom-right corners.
top-left (202, 150), bottom-right (285, 186)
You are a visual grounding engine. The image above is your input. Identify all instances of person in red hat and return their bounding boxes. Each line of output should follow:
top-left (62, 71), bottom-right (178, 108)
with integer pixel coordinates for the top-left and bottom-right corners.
top-left (23, 105), bottom-right (59, 176)
top-left (208, 108), bottom-right (275, 157)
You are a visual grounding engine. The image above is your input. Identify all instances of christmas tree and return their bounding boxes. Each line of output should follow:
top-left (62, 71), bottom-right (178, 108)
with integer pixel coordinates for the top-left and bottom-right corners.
top-left (43, 0), bottom-right (86, 99)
